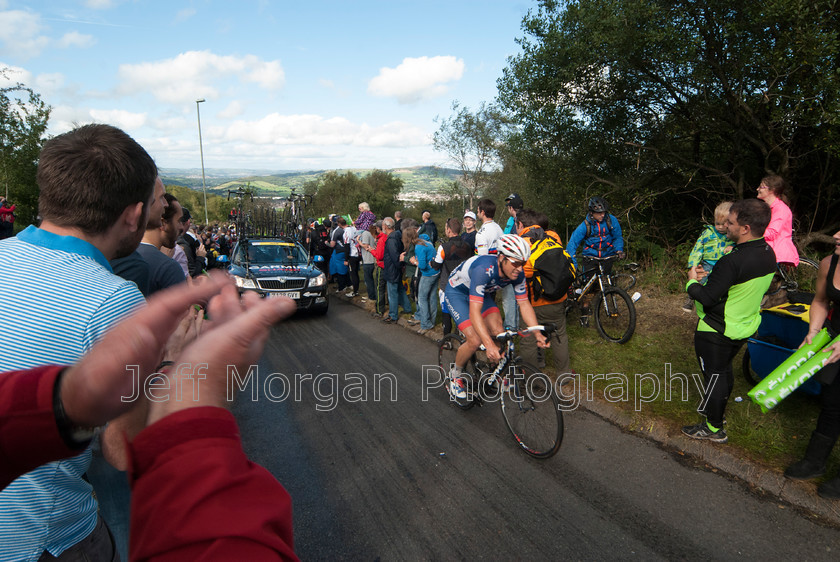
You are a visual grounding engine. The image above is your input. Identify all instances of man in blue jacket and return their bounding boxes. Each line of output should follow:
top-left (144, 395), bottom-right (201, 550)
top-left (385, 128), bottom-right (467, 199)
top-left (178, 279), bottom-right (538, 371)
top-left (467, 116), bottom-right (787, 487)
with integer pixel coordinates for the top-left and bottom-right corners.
top-left (567, 196), bottom-right (625, 275)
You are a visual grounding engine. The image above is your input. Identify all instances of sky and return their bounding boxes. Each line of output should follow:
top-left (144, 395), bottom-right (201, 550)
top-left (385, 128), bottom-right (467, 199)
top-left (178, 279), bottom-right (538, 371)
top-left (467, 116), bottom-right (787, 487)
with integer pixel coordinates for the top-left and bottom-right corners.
top-left (0, 0), bottom-right (532, 172)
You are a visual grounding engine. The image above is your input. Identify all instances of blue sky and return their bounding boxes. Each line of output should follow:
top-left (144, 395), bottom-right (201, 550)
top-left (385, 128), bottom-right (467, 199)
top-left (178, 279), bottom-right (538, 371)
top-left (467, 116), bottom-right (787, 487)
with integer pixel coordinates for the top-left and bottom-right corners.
top-left (0, 0), bottom-right (531, 171)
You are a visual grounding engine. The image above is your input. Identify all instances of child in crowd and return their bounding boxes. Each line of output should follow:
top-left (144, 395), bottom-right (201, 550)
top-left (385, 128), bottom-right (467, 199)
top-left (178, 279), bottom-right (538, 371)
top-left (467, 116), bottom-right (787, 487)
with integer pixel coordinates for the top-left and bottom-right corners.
top-left (682, 201), bottom-right (733, 312)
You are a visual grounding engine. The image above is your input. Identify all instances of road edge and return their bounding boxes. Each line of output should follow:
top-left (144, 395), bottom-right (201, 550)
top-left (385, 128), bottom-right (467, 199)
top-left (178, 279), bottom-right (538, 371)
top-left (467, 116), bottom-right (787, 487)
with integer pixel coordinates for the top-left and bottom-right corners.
top-left (335, 292), bottom-right (840, 527)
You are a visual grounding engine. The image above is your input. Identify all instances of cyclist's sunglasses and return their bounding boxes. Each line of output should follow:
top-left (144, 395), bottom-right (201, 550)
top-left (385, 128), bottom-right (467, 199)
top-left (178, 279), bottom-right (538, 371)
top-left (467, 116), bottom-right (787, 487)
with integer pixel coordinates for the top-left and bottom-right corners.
top-left (506, 257), bottom-right (527, 269)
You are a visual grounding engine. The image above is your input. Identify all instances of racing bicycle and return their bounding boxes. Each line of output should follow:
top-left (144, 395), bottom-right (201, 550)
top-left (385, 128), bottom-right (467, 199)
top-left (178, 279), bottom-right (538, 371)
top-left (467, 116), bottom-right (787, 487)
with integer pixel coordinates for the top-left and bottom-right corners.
top-left (437, 325), bottom-right (564, 459)
top-left (566, 255), bottom-right (637, 344)
top-left (279, 188), bottom-right (312, 240)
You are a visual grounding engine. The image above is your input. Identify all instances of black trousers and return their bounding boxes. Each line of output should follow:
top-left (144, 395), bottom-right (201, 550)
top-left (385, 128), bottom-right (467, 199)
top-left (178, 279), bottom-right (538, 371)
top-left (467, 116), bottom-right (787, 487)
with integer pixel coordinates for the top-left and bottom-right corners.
top-left (348, 256), bottom-right (361, 292)
top-left (694, 330), bottom-right (744, 428)
top-left (816, 367), bottom-right (840, 440)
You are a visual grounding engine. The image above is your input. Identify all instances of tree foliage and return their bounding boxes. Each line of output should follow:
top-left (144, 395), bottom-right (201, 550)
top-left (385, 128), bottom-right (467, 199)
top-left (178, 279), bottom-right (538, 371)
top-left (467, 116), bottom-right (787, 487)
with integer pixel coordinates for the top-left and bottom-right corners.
top-left (0, 70), bottom-right (51, 229)
top-left (164, 184), bottom-right (235, 225)
top-left (304, 170), bottom-right (403, 219)
top-left (497, 0), bottom-right (840, 252)
top-left (433, 101), bottom-right (511, 209)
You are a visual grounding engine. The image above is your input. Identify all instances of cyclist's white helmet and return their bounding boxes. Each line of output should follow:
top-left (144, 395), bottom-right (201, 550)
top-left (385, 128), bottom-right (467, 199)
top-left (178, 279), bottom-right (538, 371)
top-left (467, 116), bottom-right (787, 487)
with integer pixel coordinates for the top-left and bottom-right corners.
top-left (497, 234), bottom-right (531, 262)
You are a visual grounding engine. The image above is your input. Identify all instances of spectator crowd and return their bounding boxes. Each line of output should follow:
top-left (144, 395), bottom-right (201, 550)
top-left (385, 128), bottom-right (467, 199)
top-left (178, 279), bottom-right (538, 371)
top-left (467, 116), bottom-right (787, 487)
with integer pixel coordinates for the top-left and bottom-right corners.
top-left (2, 121), bottom-right (840, 562)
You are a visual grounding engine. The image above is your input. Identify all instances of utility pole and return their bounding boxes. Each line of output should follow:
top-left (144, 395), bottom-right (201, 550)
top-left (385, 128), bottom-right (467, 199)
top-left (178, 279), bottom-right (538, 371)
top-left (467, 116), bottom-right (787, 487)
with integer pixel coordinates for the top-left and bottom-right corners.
top-left (196, 98), bottom-right (209, 225)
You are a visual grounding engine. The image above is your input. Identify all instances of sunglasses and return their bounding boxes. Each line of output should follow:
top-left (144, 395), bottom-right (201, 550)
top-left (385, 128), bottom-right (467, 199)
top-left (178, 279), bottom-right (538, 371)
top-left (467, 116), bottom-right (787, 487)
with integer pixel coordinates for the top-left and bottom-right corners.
top-left (506, 257), bottom-right (527, 269)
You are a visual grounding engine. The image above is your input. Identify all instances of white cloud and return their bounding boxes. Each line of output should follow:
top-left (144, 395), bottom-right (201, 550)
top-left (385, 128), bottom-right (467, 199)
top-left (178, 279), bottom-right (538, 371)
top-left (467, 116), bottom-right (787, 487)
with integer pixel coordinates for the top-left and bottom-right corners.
top-left (117, 51), bottom-right (285, 104)
top-left (0, 64), bottom-right (33, 87)
top-left (88, 108), bottom-right (147, 129)
top-left (319, 79), bottom-right (335, 89)
top-left (223, 113), bottom-right (428, 148)
top-left (0, 10), bottom-right (50, 59)
top-left (57, 31), bottom-right (95, 49)
top-left (367, 56), bottom-right (464, 104)
top-left (85, 0), bottom-right (117, 9)
top-left (150, 116), bottom-right (189, 132)
top-left (218, 100), bottom-right (244, 119)
top-left (175, 8), bottom-right (196, 23)
top-left (34, 72), bottom-right (65, 93)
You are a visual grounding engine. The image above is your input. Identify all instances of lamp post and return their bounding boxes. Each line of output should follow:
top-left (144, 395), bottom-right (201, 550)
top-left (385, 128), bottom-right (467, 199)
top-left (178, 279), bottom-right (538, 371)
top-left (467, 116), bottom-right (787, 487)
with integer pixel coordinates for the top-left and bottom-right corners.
top-left (195, 98), bottom-right (209, 225)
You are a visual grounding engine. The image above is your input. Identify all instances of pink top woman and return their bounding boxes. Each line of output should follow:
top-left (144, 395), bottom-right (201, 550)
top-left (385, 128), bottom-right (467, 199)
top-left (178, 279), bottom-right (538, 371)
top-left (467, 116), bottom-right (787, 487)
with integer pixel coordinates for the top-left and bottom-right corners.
top-left (757, 175), bottom-right (799, 266)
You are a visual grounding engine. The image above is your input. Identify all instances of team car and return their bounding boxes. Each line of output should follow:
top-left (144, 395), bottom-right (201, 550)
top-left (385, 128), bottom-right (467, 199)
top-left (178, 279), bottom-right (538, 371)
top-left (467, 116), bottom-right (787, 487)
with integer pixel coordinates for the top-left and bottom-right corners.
top-left (229, 237), bottom-right (328, 315)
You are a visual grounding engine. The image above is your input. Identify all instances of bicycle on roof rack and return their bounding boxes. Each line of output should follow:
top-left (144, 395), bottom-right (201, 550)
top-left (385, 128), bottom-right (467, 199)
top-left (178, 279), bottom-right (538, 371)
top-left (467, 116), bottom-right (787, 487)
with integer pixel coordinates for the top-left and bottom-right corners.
top-left (227, 186), bottom-right (255, 239)
top-left (279, 188), bottom-right (312, 240)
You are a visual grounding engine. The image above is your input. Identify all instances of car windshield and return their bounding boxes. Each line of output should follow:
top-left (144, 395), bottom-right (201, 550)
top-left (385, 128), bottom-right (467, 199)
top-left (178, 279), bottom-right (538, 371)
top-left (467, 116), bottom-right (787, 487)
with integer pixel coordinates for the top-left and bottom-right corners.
top-left (246, 241), bottom-right (307, 264)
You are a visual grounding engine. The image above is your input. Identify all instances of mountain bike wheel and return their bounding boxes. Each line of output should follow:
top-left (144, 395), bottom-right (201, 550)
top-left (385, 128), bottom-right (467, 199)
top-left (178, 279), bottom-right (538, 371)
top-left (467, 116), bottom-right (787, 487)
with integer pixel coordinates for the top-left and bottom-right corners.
top-left (438, 334), bottom-right (476, 410)
top-left (612, 273), bottom-right (636, 291)
top-left (787, 257), bottom-right (819, 295)
top-left (500, 362), bottom-right (563, 458)
top-left (594, 287), bottom-right (636, 344)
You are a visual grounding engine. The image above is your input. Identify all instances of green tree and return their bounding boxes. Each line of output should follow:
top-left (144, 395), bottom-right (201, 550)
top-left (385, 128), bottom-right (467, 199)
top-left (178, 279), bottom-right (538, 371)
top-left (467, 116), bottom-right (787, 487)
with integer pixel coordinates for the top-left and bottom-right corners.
top-left (433, 101), bottom-right (511, 209)
top-left (497, 0), bottom-right (840, 251)
top-left (0, 70), bottom-right (51, 228)
top-left (306, 170), bottom-right (403, 219)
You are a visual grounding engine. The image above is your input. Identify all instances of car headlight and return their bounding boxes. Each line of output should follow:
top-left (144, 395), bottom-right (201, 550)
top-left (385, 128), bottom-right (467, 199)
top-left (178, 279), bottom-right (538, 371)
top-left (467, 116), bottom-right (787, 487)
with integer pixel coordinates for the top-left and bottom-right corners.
top-left (234, 275), bottom-right (257, 289)
top-left (309, 273), bottom-right (326, 287)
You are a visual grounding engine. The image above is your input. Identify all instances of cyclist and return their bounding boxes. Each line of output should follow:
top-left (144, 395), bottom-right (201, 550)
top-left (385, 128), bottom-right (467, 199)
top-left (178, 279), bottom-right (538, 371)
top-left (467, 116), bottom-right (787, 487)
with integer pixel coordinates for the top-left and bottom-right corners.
top-left (567, 196), bottom-right (625, 318)
top-left (443, 234), bottom-right (549, 398)
top-left (567, 196), bottom-right (625, 273)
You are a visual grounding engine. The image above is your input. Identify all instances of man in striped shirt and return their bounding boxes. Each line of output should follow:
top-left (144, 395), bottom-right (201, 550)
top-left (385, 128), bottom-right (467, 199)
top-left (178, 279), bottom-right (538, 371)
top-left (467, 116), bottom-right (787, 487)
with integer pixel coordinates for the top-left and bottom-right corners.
top-left (0, 124), bottom-right (159, 560)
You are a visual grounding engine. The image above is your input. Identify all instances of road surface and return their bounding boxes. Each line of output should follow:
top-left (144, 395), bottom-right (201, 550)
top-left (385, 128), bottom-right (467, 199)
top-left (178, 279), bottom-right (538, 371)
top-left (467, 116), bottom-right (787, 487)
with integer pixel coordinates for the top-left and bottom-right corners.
top-left (234, 297), bottom-right (840, 560)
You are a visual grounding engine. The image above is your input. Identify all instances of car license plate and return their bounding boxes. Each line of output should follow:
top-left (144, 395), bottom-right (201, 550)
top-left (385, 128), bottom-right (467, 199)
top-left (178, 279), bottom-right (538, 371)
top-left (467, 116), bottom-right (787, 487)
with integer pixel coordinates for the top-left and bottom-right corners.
top-left (269, 292), bottom-right (299, 299)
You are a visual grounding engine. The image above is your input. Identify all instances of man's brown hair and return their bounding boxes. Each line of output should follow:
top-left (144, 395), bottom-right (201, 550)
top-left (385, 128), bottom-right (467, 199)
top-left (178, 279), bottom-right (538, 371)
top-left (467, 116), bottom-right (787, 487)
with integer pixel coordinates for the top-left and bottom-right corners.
top-left (37, 124), bottom-right (157, 235)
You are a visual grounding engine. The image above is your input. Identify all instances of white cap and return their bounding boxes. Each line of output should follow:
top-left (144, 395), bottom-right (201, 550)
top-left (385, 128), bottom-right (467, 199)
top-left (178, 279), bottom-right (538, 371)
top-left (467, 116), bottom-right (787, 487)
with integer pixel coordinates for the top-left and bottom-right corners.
top-left (463, 211), bottom-right (477, 220)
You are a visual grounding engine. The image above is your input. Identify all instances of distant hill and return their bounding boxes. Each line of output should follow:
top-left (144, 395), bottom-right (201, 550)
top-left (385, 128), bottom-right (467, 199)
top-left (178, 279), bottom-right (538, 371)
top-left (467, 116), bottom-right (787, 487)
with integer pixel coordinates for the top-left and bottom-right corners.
top-left (160, 166), bottom-right (460, 198)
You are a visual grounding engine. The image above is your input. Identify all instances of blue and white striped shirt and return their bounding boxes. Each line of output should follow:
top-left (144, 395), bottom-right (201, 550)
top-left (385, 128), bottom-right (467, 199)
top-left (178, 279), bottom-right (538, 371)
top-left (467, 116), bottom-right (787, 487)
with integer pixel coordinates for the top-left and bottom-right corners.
top-left (0, 226), bottom-right (144, 560)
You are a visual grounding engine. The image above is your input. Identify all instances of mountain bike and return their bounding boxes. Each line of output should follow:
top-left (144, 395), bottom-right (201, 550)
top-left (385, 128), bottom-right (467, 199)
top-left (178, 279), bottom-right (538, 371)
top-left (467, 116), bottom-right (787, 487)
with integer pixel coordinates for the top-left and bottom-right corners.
top-left (437, 325), bottom-right (564, 459)
top-left (762, 255), bottom-right (820, 307)
top-left (566, 255), bottom-right (637, 344)
top-left (612, 261), bottom-right (639, 291)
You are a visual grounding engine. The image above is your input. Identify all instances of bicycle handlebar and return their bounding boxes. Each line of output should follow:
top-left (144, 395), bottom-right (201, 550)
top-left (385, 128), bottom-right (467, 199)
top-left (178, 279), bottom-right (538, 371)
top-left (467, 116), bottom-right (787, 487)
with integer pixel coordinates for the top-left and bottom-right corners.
top-left (494, 324), bottom-right (556, 341)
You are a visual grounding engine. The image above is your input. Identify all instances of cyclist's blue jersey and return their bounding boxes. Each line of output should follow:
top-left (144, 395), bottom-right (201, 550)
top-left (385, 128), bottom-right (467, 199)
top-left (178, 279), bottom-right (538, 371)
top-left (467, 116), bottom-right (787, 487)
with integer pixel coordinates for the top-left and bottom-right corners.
top-left (447, 251), bottom-right (524, 297)
top-left (444, 255), bottom-right (528, 328)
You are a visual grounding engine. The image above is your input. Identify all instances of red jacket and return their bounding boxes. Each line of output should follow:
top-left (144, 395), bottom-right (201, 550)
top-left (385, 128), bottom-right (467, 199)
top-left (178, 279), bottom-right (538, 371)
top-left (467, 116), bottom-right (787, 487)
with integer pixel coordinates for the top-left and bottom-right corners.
top-left (0, 366), bottom-right (297, 561)
top-left (372, 231), bottom-right (387, 268)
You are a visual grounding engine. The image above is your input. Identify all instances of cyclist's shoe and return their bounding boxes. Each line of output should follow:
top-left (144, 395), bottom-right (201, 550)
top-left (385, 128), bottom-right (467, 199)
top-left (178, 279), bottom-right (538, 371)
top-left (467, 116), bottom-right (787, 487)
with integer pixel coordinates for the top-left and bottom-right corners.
top-left (681, 422), bottom-right (728, 443)
top-left (449, 377), bottom-right (468, 399)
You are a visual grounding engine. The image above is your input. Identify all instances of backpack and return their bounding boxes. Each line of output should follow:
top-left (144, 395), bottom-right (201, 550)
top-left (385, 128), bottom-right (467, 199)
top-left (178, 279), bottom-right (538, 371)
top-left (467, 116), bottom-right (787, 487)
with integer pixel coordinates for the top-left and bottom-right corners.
top-left (529, 237), bottom-right (577, 301)
top-left (315, 224), bottom-right (330, 252)
top-left (585, 215), bottom-right (615, 239)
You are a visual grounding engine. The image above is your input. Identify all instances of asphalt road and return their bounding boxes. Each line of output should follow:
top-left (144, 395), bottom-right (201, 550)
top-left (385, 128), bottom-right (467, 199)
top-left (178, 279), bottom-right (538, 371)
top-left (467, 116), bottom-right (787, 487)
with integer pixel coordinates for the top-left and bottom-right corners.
top-left (234, 297), bottom-right (840, 560)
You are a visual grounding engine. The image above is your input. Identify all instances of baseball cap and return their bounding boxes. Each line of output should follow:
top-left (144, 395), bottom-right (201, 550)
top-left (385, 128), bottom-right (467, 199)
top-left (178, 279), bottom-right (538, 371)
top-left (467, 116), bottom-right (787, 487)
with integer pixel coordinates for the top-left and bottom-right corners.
top-left (505, 193), bottom-right (524, 210)
top-left (463, 211), bottom-right (477, 220)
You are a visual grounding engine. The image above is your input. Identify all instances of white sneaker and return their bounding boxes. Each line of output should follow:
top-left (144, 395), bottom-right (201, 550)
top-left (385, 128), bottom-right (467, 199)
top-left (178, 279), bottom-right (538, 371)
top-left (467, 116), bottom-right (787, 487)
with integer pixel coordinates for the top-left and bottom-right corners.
top-left (449, 377), bottom-right (467, 399)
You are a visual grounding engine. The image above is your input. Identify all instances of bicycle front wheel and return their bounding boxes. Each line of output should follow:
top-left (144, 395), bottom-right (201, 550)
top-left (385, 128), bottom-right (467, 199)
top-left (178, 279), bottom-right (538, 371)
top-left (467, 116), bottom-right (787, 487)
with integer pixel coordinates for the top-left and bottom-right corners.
top-left (438, 334), bottom-right (476, 410)
top-left (594, 287), bottom-right (636, 344)
top-left (501, 362), bottom-right (563, 459)
top-left (612, 273), bottom-right (636, 291)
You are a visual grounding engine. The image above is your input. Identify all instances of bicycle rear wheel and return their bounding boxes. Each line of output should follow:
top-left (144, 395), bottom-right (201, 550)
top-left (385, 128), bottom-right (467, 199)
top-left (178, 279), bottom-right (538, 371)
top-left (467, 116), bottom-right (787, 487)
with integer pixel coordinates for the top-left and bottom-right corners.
top-left (438, 334), bottom-right (476, 410)
top-left (594, 287), bottom-right (636, 344)
top-left (501, 362), bottom-right (563, 458)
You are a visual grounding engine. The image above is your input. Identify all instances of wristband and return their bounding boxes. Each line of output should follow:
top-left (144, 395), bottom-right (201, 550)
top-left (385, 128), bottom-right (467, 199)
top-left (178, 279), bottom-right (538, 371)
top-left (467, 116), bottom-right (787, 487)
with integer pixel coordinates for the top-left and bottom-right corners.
top-left (53, 369), bottom-right (98, 449)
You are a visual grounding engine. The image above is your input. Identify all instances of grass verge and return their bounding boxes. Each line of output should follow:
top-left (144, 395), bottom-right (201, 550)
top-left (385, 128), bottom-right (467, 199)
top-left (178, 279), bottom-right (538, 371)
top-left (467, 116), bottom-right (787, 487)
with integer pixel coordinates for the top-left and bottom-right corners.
top-left (559, 279), bottom-right (840, 477)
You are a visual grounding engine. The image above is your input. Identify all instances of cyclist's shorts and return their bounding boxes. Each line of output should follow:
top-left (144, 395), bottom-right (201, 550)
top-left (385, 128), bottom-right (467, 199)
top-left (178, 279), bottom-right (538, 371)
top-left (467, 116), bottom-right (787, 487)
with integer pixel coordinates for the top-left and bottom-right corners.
top-left (443, 290), bottom-right (499, 330)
